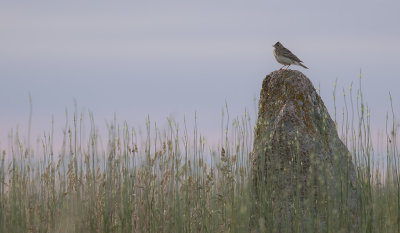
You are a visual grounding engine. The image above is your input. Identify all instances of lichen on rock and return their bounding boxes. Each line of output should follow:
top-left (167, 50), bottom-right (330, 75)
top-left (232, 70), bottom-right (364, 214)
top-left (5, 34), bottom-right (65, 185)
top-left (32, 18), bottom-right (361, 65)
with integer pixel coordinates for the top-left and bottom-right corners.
top-left (251, 70), bottom-right (359, 232)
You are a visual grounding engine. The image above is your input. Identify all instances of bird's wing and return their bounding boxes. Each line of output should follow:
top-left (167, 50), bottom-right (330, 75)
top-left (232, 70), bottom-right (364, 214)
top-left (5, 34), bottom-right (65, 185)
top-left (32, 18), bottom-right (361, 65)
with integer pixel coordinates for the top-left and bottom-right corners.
top-left (281, 47), bottom-right (303, 63)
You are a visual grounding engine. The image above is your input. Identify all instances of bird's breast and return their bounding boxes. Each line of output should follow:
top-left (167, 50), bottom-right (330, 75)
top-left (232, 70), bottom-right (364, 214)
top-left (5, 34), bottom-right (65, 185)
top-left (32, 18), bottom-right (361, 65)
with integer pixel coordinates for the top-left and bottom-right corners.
top-left (274, 53), bottom-right (293, 65)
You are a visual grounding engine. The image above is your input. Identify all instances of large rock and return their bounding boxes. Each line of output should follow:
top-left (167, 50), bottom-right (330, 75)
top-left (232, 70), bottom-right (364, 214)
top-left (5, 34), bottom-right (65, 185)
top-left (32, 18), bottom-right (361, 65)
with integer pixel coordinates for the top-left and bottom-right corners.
top-left (251, 70), bottom-right (359, 232)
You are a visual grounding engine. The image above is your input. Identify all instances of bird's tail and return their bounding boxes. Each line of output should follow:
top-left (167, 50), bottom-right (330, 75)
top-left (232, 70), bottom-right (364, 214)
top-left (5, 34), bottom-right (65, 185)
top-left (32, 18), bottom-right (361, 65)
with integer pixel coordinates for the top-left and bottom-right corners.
top-left (299, 63), bottom-right (308, 69)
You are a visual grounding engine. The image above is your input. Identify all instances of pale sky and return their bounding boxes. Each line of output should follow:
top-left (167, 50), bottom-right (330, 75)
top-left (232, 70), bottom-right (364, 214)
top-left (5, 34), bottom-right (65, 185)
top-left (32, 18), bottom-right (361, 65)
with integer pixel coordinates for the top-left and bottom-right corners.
top-left (1, 1), bottom-right (399, 149)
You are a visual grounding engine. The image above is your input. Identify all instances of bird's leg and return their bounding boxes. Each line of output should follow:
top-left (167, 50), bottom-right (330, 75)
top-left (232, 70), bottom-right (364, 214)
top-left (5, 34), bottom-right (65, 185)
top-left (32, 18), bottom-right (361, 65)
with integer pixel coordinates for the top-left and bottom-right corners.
top-left (285, 65), bottom-right (291, 70)
top-left (279, 65), bottom-right (286, 70)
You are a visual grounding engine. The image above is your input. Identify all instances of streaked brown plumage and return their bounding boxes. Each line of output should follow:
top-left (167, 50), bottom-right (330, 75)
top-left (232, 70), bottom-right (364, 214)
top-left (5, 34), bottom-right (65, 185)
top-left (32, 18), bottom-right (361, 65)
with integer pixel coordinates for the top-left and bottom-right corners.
top-left (273, 42), bottom-right (308, 70)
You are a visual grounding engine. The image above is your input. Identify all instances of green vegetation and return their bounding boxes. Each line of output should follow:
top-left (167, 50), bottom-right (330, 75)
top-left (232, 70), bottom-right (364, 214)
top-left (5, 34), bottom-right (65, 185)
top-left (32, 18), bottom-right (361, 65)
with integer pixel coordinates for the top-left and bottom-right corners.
top-left (0, 77), bottom-right (398, 233)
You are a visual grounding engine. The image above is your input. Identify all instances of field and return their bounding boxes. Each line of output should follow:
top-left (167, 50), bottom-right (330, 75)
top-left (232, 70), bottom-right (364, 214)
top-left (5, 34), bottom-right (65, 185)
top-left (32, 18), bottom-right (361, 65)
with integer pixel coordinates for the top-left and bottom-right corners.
top-left (0, 78), bottom-right (399, 233)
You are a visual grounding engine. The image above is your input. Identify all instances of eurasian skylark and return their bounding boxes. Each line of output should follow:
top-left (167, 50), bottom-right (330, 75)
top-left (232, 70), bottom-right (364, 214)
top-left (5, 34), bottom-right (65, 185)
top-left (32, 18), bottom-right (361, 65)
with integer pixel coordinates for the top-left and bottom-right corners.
top-left (273, 42), bottom-right (308, 70)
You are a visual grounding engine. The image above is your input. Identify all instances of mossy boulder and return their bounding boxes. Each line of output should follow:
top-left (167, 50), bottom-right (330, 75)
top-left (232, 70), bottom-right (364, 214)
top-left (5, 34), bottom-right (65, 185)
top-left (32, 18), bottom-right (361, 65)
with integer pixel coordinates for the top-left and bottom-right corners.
top-left (251, 70), bottom-right (359, 232)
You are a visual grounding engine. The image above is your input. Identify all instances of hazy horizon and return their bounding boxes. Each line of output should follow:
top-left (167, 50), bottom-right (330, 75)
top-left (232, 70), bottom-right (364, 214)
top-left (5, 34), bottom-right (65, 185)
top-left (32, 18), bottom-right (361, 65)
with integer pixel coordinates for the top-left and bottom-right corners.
top-left (1, 1), bottom-right (399, 151)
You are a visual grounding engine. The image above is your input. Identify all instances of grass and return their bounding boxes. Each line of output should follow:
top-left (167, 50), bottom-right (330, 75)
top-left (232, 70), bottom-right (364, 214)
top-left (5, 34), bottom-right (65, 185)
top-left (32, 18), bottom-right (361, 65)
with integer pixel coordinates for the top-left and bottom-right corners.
top-left (0, 75), bottom-right (399, 233)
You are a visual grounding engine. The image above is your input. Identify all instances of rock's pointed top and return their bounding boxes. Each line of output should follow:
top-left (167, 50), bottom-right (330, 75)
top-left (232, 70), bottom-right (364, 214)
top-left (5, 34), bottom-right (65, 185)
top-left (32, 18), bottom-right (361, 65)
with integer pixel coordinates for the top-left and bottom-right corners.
top-left (257, 69), bottom-right (322, 136)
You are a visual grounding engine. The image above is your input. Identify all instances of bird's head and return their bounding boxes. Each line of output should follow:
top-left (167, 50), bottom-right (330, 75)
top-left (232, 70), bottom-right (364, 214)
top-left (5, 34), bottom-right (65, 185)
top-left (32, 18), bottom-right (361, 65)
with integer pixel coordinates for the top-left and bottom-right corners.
top-left (273, 42), bottom-right (282, 48)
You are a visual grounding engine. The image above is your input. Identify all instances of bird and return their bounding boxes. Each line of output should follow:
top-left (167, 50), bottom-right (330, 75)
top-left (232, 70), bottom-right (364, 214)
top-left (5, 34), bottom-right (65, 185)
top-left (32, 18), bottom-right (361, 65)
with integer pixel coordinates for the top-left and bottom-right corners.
top-left (273, 42), bottom-right (308, 70)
